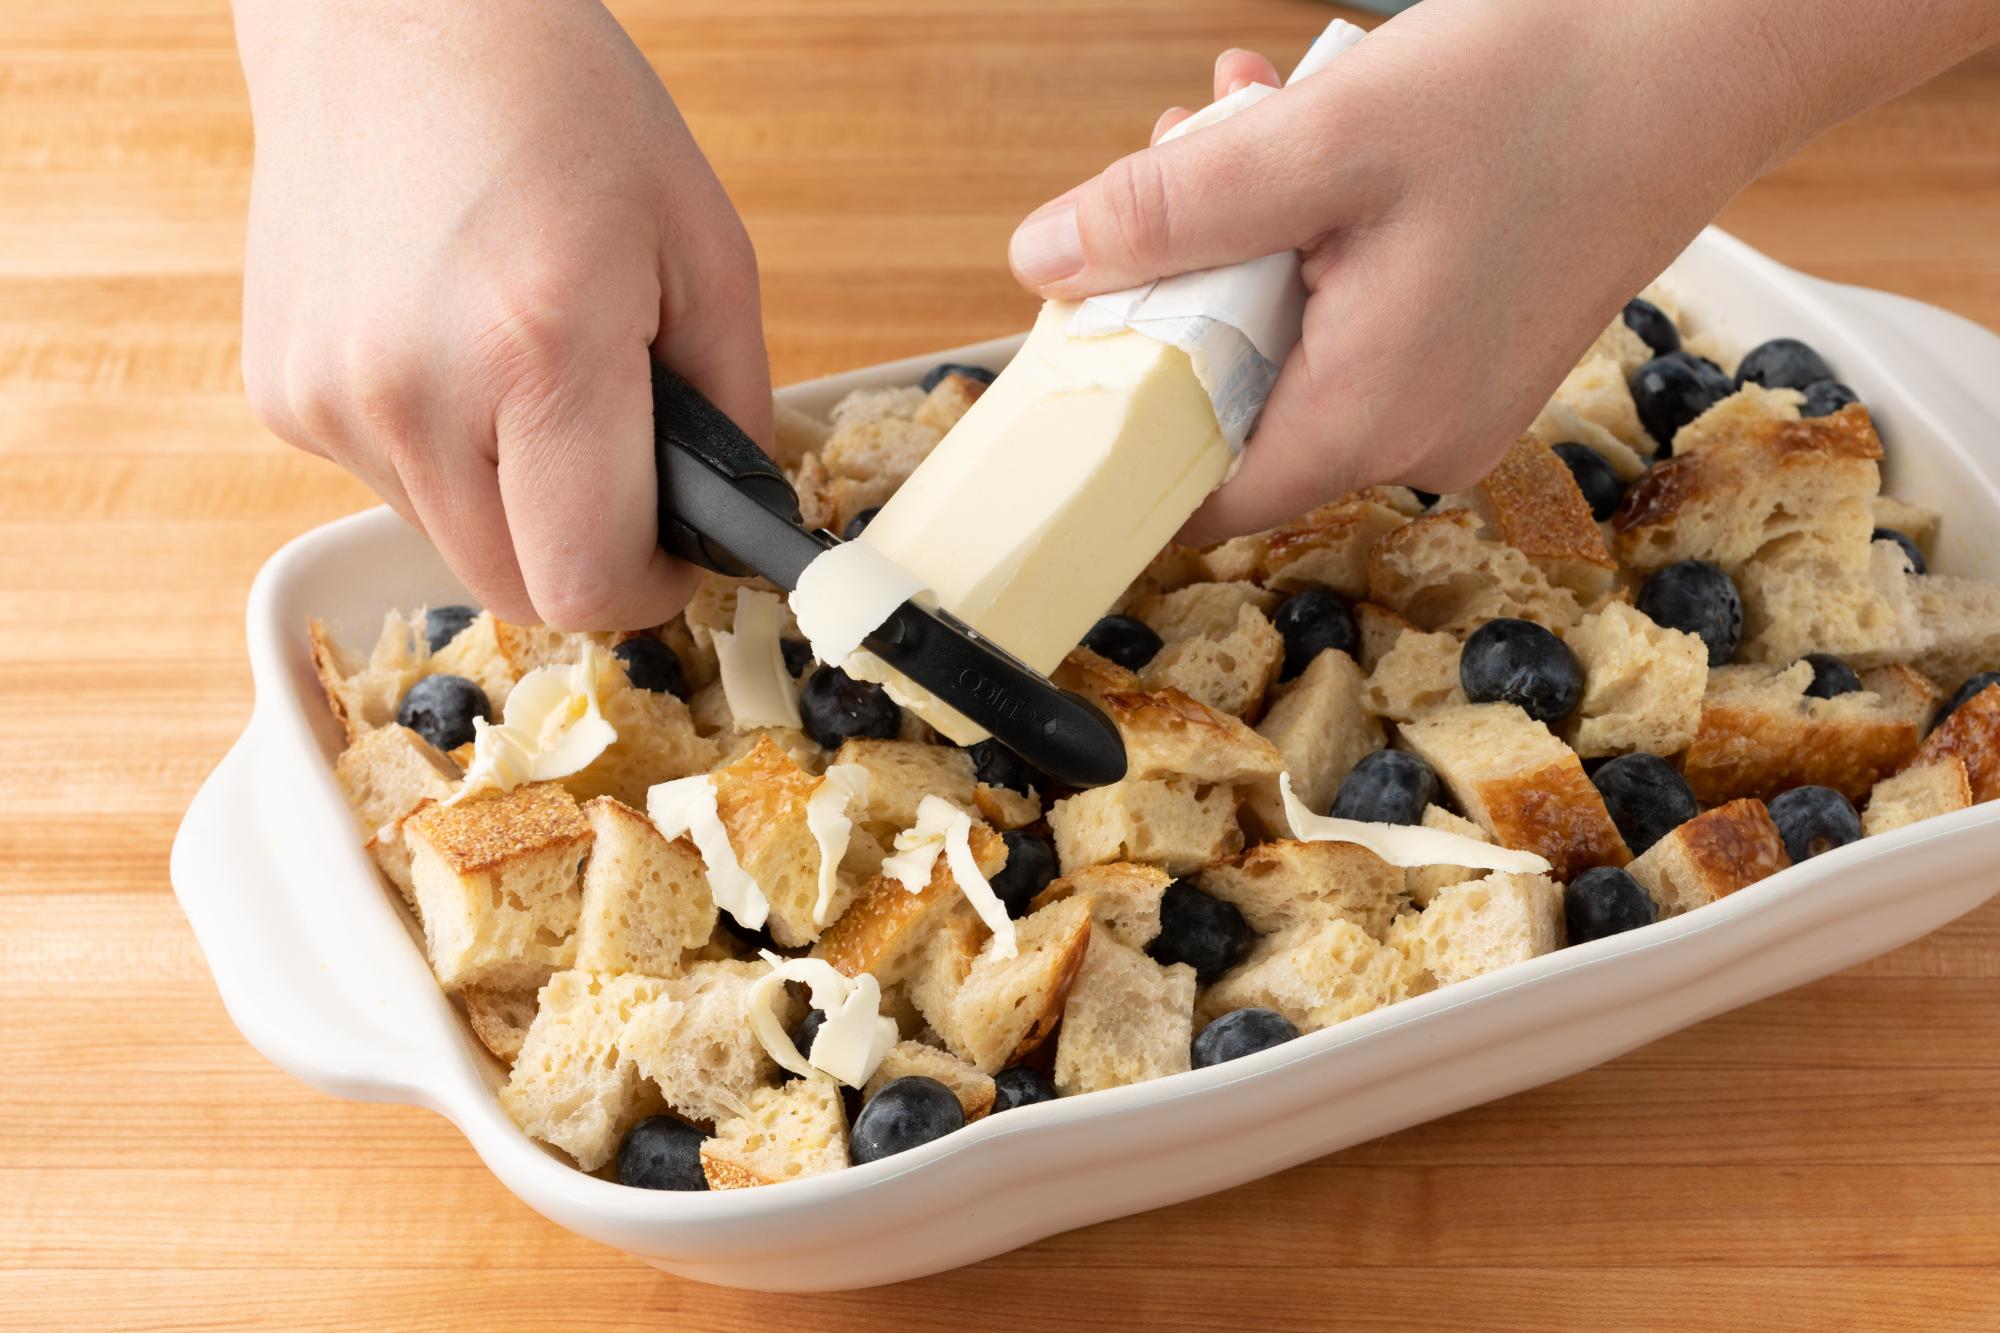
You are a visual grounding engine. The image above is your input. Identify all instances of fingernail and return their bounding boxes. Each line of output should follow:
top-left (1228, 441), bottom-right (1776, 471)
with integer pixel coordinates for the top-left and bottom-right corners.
top-left (1011, 204), bottom-right (1084, 287)
top-left (1216, 48), bottom-right (1243, 68)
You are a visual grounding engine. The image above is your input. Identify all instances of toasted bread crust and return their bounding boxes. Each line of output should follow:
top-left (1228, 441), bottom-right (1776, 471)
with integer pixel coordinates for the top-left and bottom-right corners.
top-left (1257, 488), bottom-right (1414, 596)
top-left (1902, 683), bottom-right (2000, 802)
top-left (1680, 663), bottom-right (1934, 803)
top-left (405, 783), bottom-right (591, 874)
top-left (1476, 758), bottom-right (1631, 880)
top-left (1005, 913), bottom-right (1092, 1067)
top-left (1100, 685), bottom-right (1284, 785)
top-left (1676, 798), bottom-right (1791, 892)
top-left (1471, 438), bottom-right (1616, 587)
top-left (307, 618), bottom-right (359, 740)
top-left (813, 822), bottom-right (1004, 979)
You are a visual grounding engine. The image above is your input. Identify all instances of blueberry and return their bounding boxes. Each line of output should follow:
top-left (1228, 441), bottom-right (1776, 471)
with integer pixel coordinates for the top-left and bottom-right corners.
top-left (1551, 442), bottom-right (1627, 521)
top-left (395, 674), bottom-right (490, 751)
top-left (720, 913), bottom-right (781, 955)
top-left (1146, 880), bottom-right (1252, 982)
top-left (1621, 298), bottom-right (1681, 355)
top-left (1933, 671), bottom-right (2000, 732)
top-left (991, 1065), bottom-right (1058, 1113)
top-left (780, 637), bottom-right (815, 678)
top-left (424, 604), bottom-right (478, 653)
top-left (799, 666), bottom-right (901, 749)
top-left (1630, 354), bottom-right (1731, 452)
top-left (1191, 1007), bottom-right (1299, 1069)
top-left (1458, 618), bottom-right (1585, 724)
top-left (612, 635), bottom-right (688, 698)
top-left (1410, 489), bottom-right (1440, 510)
top-left (1736, 338), bottom-right (1835, 393)
top-left (1272, 588), bottom-right (1359, 681)
top-left (842, 506), bottom-right (881, 542)
top-left (990, 831), bottom-right (1059, 919)
top-left (1563, 866), bottom-right (1658, 944)
top-left (1873, 528), bottom-right (1925, 576)
top-left (1768, 785), bottom-right (1862, 863)
top-left (968, 738), bottom-right (1042, 796)
top-left (1080, 614), bottom-right (1163, 671)
top-left (1802, 653), bottom-right (1863, 700)
top-left (615, 1116), bottom-right (709, 1191)
top-left (851, 1076), bottom-right (965, 1164)
top-left (1590, 752), bottom-right (1699, 856)
top-left (1801, 379), bottom-right (1859, 418)
top-left (782, 1010), bottom-right (827, 1079)
top-left (1637, 560), bottom-right (1742, 666)
top-left (919, 362), bottom-right (997, 392)
top-left (1329, 750), bottom-right (1441, 826)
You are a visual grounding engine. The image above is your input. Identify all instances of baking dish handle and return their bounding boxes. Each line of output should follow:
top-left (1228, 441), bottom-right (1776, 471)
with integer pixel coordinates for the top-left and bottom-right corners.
top-left (171, 724), bottom-right (433, 1105)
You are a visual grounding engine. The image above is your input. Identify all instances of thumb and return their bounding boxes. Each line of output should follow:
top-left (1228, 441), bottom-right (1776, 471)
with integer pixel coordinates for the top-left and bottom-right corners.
top-left (1008, 81), bottom-right (1355, 299)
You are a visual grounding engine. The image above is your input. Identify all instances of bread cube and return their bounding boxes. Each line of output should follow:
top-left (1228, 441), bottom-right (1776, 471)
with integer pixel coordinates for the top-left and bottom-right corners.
top-left (1404, 807), bottom-right (1493, 907)
top-left (1256, 489), bottom-right (1416, 597)
top-left (1245, 648), bottom-right (1382, 835)
top-left (1397, 704), bottom-right (1630, 880)
top-left (1368, 510), bottom-right (1585, 636)
top-left (1870, 495), bottom-right (1940, 553)
top-left (913, 372), bottom-right (988, 433)
top-left (491, 620), bottom-right (606, 677)
top-left (1353, 601), bottom-right (1416, 672)
top-left (1555, 352), bottom-right (1649, 455)
top-left (1668, 382), bottom-right (1803, 455)
top-left (404, 783), bottom-right (592, 989)
top-left (426, 611), bottom-right (517, 716)
top-left (1881, 573), bottom-right (2000, 691)
top-left (1053, 936), bottom-right (1195, 1096)
top-left (770, 401), bottom-right (832, 469)
top-left (334, 722), bottom-right (461, 909)
top-left (821, 414), bottom-right (942, 488)
top-left (1030, 861), bottom-right (1173, 951)
top-left (1198, 917), bottom-right (1401, 1034)
top-left (972, 781), bottom-right (1042, 830)
top-left (1049, 777), bottom-right (1242, 876)
top-left (499, 970), bottom-right (668, 1171)
top-left (1099, 684), bottom-right (1285, 786)
top-left (701, 1078), bottom-right (851, 1190)
top-left (1679, 661), bottom-right (1935, 803)
top-left (1133, 581), bottom-right (1280, 643)
top-left (1625, 798), bottom-right (1791, 918)
top-left (1391, 873), bottom-right (1563, 992)
top-left (941, 894), bottom-right (1095, 1073)
top-left (1863, 757), bottom-right (1973, 836)
top-left (711, 736), bottom-right (846, 948)
top-left (1901, 682), bottom-right (2000, 803)
top-left (1563, 601), bottom-right (1709, 758)
top-left (830, 383), bottom-right (926, 428)
top-left (621, 960), bottom-right (796, 1124)
top-left (684, 573), bottom-right (794, 652)
top-left (461, 980), bottom-right (544, 1066)
top-left (561, 673), bottom-right (719, 810)
top-left (906, 913), bottom-right (983, 1049)
top-left (1194, 839), bottom-right (1405, 939)
top-left (1526, 396), bottom-right (1646, 481)
top-left (1612, 405), bottom-right (1882, 576)
top-left (308, 610), bottom-right (429, 741)
top-left (1139, 602), bottom-right (1284, 719)
top-left (1582, 314), bottom-right (1655, 377)
top-left (1361, 628), bottom-right (1465, 723)
top-left (1456, 438), bottom-right (1618, 602)
top-left (1738, 538), bottom-right (1920, 665)
top-left (573, 797), bottom-right (716, 977)
top-left (861, 1041), bottom-right (996, 1121)
top-left (832, 737), bottom-right (977, 838)
top-left (814, 820), bottom-right (1006, 983)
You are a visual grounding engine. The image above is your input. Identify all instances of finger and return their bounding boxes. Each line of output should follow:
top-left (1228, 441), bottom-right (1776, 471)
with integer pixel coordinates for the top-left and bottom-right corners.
top-left (494, 335), bottom-right (701, 632)
top-left (397, 435), bottom-right (537, 623)
top-left (1009, 76), bottom-right (1366, 297)
top-left (658, 220), bottom-right (774, 451)
top-left (1150, 107), bottom-right (1193, 146)
top-left (1213, 48), bottom-right (1282, 101)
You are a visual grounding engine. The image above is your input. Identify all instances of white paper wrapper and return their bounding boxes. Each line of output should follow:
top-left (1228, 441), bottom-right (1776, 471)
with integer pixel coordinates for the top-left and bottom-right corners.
top-left (1066, 18), bottom-right (1368, 449)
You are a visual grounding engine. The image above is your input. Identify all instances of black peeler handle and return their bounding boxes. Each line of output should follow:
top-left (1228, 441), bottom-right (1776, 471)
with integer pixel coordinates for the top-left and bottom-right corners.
top-left (648, 363), bottom-right (1128, 788)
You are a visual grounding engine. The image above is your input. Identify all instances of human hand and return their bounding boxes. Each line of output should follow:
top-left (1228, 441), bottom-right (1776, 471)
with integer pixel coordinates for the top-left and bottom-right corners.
top-left (237, 0), bottom-right (769, 629)
top-left (1008, 0), bottom-right (2000, 543)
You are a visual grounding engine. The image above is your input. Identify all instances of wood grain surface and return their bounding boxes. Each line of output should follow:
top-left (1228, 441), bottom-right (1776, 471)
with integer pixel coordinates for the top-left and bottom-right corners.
top-left (4, 2), bottom-right (1998, 1328)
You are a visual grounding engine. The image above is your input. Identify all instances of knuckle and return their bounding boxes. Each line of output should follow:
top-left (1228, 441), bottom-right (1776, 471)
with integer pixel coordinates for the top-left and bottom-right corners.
top-left (478, 271), bottom-right (591, 397)
top-left (1091, 151), bottom-right (1175, 271)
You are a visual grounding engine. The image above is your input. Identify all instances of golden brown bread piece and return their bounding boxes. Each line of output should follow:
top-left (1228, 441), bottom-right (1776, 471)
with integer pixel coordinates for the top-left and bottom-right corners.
top-left (1244, 648), bottom-right (1382, 836)
top-left (709, 736), bottom-right (844, 948)
top-left (1098, 684), bottom-right (1285, 786)
top-left (1254, 488), bottom-right (1417, 597)
top-left (1139, 602), bottom-right (1284, 720)
top-left (1679, 662), bottom-right (1935, 803)
top-left (861, 1042), bottom-right (996, 1121)
top-left (1612, 405), bottom-right (1882, 576)
top-left (1900, 683), bottom-right (2000, 803)
top-left (1457, 437), bottom-right (1618, 602)
top-left (1029, 861), bottom-right (1173, 951)
top-left (1863, 757), bottom-right (1973, 837)
top-left (1625, 799), bottom-right (1792, 918)
top-left (700, 1078), bottom-right (850, 1190)
top-left (813, 821), bottom-right (1006, 983)
top-left (1368, 510), bottom-right (1585, 635)
top-left (1194, 839), bottom-right (1405, 940)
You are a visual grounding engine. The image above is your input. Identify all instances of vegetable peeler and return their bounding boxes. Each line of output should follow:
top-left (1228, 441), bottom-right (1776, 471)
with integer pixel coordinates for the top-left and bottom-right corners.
top-left (649, 364), bottom-right (1128, 788)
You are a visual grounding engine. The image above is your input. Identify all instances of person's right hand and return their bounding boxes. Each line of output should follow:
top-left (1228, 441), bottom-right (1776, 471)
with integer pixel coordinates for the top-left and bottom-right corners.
top-left (237, 0), bottom-right (770, 630)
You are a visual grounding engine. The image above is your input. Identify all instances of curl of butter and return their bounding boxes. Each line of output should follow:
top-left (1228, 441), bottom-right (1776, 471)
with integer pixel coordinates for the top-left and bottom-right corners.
top-left (880, 795), bottom-right (1016, 959)
top-left (648, 774), bottom-right (770, 931)
top-left (447, 644), bottom-right (618, 805)
top-left (790, 539), bottom-right (927, 667)
top-left (805, 763), bottom-right (871, 927)
top-left (713, 587), bottom-right (803, 732)
top-left (1278, 773), bottom-right (1551, 874)
top-left (746, 952), bottom-right (898, 1087)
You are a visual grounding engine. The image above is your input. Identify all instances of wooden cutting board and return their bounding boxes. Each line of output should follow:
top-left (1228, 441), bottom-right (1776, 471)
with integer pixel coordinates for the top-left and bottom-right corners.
top-left (3, 2), bottom-right (1998, 1327)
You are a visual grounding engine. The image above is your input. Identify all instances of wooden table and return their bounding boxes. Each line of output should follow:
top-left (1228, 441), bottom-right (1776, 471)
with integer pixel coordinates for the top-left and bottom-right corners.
top-left (4, 2), bottom-right (1998, 1327)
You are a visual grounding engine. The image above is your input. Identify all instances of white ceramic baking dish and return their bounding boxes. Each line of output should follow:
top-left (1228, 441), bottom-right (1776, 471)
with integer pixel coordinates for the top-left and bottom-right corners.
top-left (172, 227), bottom-right (2000, 1291)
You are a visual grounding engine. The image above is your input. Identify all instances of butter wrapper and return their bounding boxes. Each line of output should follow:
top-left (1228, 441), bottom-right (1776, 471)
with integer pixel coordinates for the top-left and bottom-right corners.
top-left (1067, 18), bottom-right (1368, 449)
